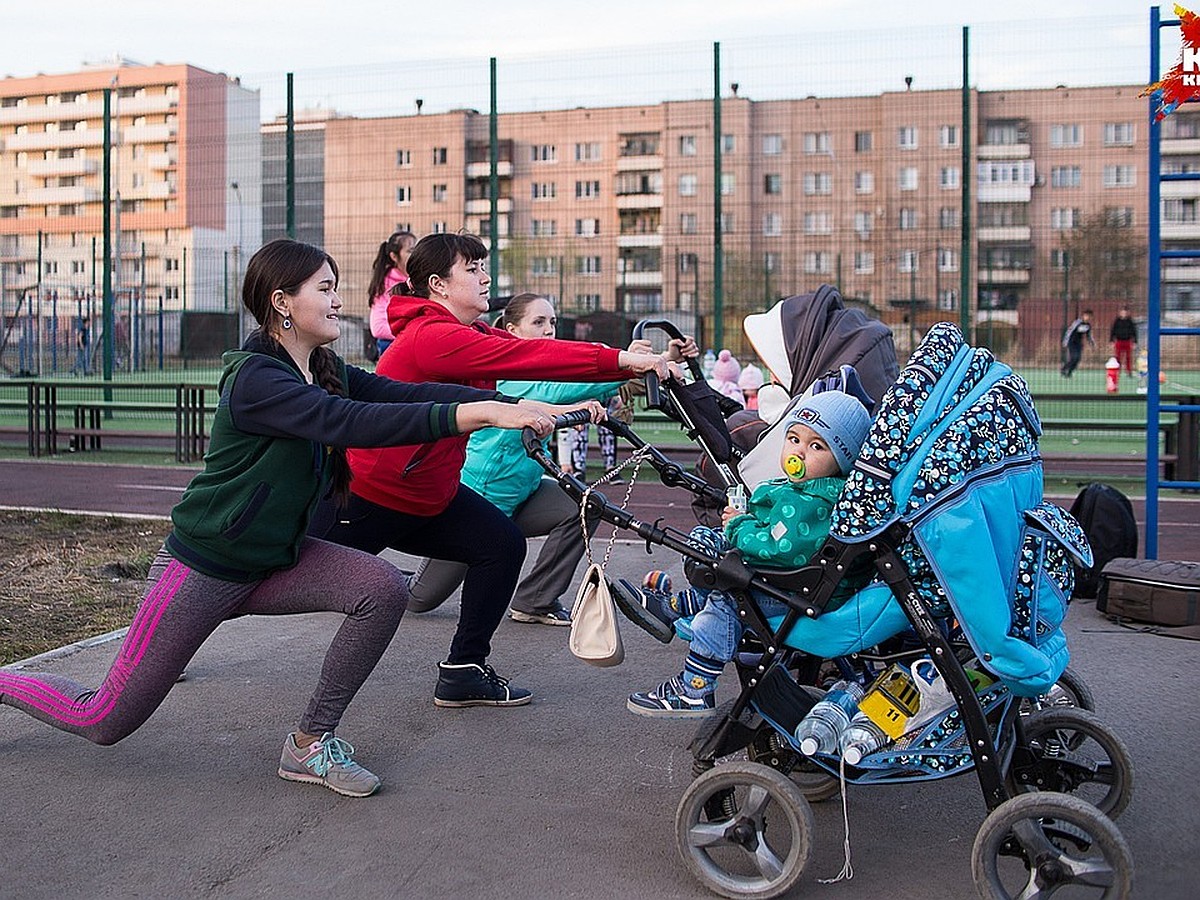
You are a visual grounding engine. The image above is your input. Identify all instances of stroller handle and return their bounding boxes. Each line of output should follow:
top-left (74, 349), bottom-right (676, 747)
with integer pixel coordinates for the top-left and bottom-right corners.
top-left (632, 319), bottom-right (704, 409)
top-left (519, 408), bottom-right (593, 456)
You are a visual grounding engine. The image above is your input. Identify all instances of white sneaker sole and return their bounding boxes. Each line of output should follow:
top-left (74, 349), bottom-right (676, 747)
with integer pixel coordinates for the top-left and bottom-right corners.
top-left (277, 766), bottom-right (381, 798)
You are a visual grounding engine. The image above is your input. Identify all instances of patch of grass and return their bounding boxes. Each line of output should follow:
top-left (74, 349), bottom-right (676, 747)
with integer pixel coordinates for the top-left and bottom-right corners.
top-left (0, 510), bottom-right (170, 666)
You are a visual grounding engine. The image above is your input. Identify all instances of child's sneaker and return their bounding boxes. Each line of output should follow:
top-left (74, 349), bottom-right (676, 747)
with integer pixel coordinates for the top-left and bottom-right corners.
top-left (611, 578), bottom-right (676, 643)
top-left (627, 675), bottom-right (717, 718)
top-left (278, 732), bottom-right (381, 797)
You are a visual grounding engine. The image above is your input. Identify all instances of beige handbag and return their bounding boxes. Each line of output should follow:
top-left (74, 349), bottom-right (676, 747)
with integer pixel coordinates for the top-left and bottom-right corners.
top-left (567, 444), bottom-right (650, 667)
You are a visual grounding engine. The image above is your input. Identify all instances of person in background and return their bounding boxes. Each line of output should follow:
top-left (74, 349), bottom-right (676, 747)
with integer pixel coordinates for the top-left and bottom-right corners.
top-left (1109, 306), bottom-right (1138, 377)
top-left (614, 391), bottom-right (871, 717)
top-left (407, 293), bottom-right (677, 624)
top-left (738, 364), bottom-right (765, 412)
top-left (1060, 309), bottom-right (1095, 378)
top-left (0, 238), bottom-right (552, 797)
top-left (315, 233), bottom-right (686, 710)
top-left (367, 230), bottom-right (416, 359)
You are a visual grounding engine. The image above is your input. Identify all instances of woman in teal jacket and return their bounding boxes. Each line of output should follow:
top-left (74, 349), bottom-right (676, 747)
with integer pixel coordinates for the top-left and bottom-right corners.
top-left (407, 293), bottom-right (668, 624)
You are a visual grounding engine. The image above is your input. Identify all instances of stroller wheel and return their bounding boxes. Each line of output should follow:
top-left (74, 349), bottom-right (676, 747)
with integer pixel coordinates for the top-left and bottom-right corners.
top-left (747, 726), bottom-right (840, 803)
top-left (1019, 665), bottom-right (1097, 727)
top-left (675, 760), bottom-right (813, 900)
top-left (971, 792), bottom-right (1132, 899)
top-left (1012, 708), bottom-right (1134, 820)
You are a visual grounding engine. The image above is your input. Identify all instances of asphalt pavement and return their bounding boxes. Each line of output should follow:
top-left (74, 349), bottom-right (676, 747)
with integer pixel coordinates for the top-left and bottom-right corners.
top-left (0, 459), bottom-right (1197, 899)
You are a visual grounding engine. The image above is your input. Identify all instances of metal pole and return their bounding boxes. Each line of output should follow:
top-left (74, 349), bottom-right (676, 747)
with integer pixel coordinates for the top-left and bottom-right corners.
top-left (489, 57), bottom-right (500, 301)
top-left (286, 73), bottom-right (296, 239)
top-left (909, 261), bottom-right (917, 352)
top-left (959, 26), bottom-right (972, 342)
top-left (36, 230), bottom-right (43, 376)
top-left (1146, 4), bottom-right (1164, 558)
top-left (102, 88), bottom-right (114, 399)
top-left (712, 41), bottom-right (724, 350)
top-left (158, 294), bottom-right (164, 370)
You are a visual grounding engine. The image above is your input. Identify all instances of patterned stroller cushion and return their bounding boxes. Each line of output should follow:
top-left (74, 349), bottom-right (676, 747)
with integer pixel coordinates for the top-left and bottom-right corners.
top-left (775, 323), bottom-right (1092, 696)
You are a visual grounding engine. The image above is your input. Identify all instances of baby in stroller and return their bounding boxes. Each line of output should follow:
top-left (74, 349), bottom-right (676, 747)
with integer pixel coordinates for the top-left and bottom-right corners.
top-left (615, 389), bottom-right (872, 717)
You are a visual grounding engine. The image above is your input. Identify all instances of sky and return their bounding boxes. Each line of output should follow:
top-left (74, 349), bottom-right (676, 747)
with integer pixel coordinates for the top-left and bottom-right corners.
top-left (2, 1), bottom-right (1162, 119)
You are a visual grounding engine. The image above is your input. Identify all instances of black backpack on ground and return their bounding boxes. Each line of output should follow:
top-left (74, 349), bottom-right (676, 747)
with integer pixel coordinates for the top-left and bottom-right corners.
top-left (1068, 483), bottom-right (1139, 600)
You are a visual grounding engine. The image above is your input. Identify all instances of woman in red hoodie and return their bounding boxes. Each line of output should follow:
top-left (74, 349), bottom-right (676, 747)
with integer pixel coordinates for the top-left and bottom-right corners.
top-left (317, 232), bottom-right (685, 708)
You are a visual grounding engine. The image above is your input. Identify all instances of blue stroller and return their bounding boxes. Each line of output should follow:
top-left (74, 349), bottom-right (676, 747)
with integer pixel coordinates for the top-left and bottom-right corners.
top-left (525, 322), bottom-right (1134, 899)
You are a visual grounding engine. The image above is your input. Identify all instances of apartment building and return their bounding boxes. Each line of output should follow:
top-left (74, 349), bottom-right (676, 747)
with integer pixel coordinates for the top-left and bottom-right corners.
top-left (323, 84), bottom-right (1159, 356)
top-left (0, 61), bottom-right (261, 339)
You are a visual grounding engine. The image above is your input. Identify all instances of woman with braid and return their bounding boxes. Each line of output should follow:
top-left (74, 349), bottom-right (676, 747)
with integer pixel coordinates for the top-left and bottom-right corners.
top-left (0, 238), bottom-right (572, 798)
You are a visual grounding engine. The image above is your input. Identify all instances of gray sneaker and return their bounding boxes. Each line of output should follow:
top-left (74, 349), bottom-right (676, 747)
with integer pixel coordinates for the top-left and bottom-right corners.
top-left (508, 603), bottom-right (572, 626)
top-left (277, 732), bottom-right (381, 797)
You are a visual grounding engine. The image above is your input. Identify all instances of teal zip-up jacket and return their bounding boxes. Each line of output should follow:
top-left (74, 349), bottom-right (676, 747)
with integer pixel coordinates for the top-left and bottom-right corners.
top-left (725, 475), bottom-right (845, 569)
top-left (165, 333), bottom-right (498, 582)
top-left (461, 378), bottom-right (624, 516)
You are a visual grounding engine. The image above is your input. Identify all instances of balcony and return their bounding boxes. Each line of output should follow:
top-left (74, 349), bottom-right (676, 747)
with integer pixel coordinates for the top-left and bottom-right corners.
top-left (977, 225), bottom-right (1031, 242)
top-left (1163, 261), bottom-right (1200, 282)
top-left (1162, 180), bottom-right (1200, 200)
top-left (977, 143), bottom-right (1031, 160)
top-left (465, 198), bottom-right (512, 215)
top-left (26, 157), bottom-right (99, 177)
top-left (620, 271), bottom-right (663, 287)
top-left (123, 123), bottom-right (176, 143)
top-left (465, 161), bottom-right (513, 178)
top-left (1162, 137), bottom-right (1200, 154)
top-left (1162, 222), bottom-right (1200, 240)
top-left (0, 99), bottom-right (105, 125)
top-left (617, 233), bottom-right (662, 248)
top-left (977, 268), bottom-right (1030, 284)
top-left (147, 151), bottom-right (177, 170)
top-left (977, 184), bottom-right (1032, 203)
top-left (117, 95), bottom-right (178, 116)
top-left (615, 193), bottom-right (662, 210)
top-left (6, 129), bottom-right (105, 151)
top-left (616, 154), bottom-right (663, 172)
top-left (24, 185), bottom-right (102, 204)
top-left (123, 181), bottom-right (174, 200)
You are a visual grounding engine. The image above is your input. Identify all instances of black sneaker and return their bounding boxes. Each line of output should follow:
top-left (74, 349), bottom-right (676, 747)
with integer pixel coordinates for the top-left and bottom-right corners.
top-left (611, 578), bottom-right (676, 644)
top-left (433, 662), bottom-right (532, 708)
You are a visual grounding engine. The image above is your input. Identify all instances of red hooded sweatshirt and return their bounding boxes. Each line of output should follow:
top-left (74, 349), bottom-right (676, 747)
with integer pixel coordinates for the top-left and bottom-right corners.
top-left (346, 295), bottom-right (630, 515)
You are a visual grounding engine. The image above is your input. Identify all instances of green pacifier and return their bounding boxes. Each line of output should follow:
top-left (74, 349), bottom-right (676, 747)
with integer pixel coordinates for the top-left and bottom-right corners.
top-left (783, 455), bottom-right (806, 479)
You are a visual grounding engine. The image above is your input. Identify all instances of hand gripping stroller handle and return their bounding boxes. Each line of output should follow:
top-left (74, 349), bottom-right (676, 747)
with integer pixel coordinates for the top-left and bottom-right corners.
top-left (632, 319), bottom-right (704, 410)
top-left (519, 408), bottom-right (593, 456)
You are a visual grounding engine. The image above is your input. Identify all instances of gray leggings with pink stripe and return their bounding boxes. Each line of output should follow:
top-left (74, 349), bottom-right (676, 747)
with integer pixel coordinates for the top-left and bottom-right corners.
top-left (0, 538), bottom-right (408, 745)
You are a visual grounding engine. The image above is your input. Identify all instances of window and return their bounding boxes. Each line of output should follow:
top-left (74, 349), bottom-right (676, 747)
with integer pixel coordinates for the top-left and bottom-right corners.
top-left (939, 125), bottom-right (960, 148)
top-left (854, 251), bottom-right (874, 274)
top-left (720, 213), bottom-right (734, 233)
top-left (803, 251), bottom-right (831, 274)
top-left (432, 147), bottom-right (448, 165)
top-left (855, 131), bottom-right (873, 153)
top-left (938, 289), bottom-right (958, 311)
top-left (978, 160), bottom-right (1036, 186)
top-left (764, 173), bottom-right (782, 195)
top-left (44, 260), bottom-right (59, 275)
top-left (431, 221), bottom-right (448, 234)
top-left (575, 141), bottom-right (602, 161)
top-left (721, 134), bottom-right (736, 153)
top-left (531, 218), bottom-right (557, 237)
top-left (854, 171), bottom-right (874, 194)
top-left (432, 184), bottom-right (447, 203)
top-left (1104, 206), bottom-right (1134, 228)
top-left (1051, 207), bottom-right (1080, 229)
top-left (940, 207), bottom-right (960, 229)
top-left (531, 182), bottom-right (556, 200)
top-left (1162, 114), bottom-right (1200, 139)
top-left (575, 293), bottom-right (601, 311)
top-left (803, 172), bottom-right (832, 195)
top-left (679, 212), bottom-right (698, 234)
top-left (802, 132), bottom-right (830, 154)
top-left (396, 185), bottom-right (412, 205)
top-left (1103, 165), bottom-right (1136, 188)
top-left (396, 149), bottom-right (411, 167)
top-left (678, 174), bottom-right (698, 197)
top-left (897, 250), bottom-right (919, 273)
top-left (576, 255), bottom-right (601, 275)
top-left (164, 257), bottom-right (180, 271)
top-left (763, 133), bottom-right (784, 155)
top-left (1103, 122), bottom-right (1135, 146)
top-left (1051, 166), bottom-right (1082, 188)
top-left (938, 248), bottom-right (958, 272)
top-left (720, 173), bottom-right (735, 196)
top-left (762, 212), bottom-right (782, 236)
top-left (939, 167), bottom-right (960, 189)
top-left (1163, 198), bottom-right (1197, 222)
top-left (854, 211), bottom-right (873, 237)
top-left (620, 132), bottom-right (659, 156)
top-left (803, 211), bottom-right (831, 234)
top-left (764, 252), bottom-right (779, 273)
top-left (678, 252), bottom-right (699, 273)
top-left (679, 135), bottom-right (697, 156)
top-left (1050, 249), bottom-right (1070, 269)
top-left (576, 179), bottom-right (601, 199)
top-left (899, 167), bottom-right (919, 191)
top-left (898, 126), bottom-right (918, 150)
top-left (899, 208), bottom-right (918, 230)
top-left (1049, 123), bottom-right (1083, 147)
top-left (984, 120), bottom-right (1027, 145)
top-left (532, 256), bottom-right (558, 276)
top-left (531, 144), bottom-right (556, 162)
top-left (575, 217), bottom-right (600, 236)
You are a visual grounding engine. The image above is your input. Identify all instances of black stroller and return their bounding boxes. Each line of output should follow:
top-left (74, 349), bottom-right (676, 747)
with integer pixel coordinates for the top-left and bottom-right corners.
top-left (523, 320), bottom-right (1134, 899)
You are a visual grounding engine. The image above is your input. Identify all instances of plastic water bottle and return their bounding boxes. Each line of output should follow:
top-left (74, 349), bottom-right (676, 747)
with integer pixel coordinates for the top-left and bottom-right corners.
top-left (794, 680), bottom-right (865, 756)
top-left (839, 711), bottom-right (891, 764)
top-left (702, 349), bottom-right (717, 380)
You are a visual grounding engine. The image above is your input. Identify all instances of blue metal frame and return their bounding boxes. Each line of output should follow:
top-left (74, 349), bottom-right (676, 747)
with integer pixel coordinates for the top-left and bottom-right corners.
top-left (1147, 6), bottom-right (1200, 559)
